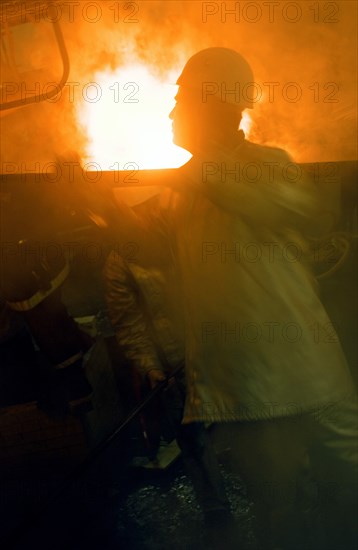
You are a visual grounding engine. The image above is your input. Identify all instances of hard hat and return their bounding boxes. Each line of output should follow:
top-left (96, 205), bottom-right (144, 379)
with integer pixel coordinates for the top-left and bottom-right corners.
top-left (176, 47), bottom-right (254, 110)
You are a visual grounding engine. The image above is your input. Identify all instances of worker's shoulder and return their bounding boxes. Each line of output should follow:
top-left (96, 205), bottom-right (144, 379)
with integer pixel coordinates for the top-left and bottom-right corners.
top-left (243, 140), bottom-right (292, 164)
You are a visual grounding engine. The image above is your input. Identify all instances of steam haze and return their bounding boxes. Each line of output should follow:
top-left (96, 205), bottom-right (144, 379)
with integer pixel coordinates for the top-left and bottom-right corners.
top-left (1, 0), bottom-right (357, 168)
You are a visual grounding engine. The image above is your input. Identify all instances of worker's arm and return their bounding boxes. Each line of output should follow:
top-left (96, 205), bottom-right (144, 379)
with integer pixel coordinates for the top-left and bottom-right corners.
top-left (104, 251), bottom-right (165, 386)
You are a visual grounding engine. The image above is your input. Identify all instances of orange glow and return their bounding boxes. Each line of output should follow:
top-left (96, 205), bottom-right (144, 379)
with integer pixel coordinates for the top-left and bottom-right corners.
top-left (77, 63), bottom-right (254, 170)
top-left (77, 63), bottom-right (191, 170)
top-left (239, 111), bottom-right (253, 136)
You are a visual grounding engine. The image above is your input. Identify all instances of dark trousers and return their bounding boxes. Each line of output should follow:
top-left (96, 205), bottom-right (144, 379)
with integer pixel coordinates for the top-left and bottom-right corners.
top-left (176, 422), bottom-right (230, 516)
top-left (214, 397), bottom-right (358, 550)
top-left (160, 380), bottom-right (230, 517)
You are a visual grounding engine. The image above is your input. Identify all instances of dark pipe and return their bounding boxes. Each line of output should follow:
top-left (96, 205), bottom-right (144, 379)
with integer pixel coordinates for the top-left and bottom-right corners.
top-left (0, 1), bottom-right (70, 111)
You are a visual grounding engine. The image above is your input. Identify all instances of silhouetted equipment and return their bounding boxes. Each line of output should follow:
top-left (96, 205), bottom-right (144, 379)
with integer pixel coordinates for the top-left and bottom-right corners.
top-left (0, 362), bottom-right (184, 549)
top-left (0, 1), bottom-right (70, 110)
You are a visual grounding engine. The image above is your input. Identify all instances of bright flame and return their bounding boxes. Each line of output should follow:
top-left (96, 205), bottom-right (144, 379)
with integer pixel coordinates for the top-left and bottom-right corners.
top-left (239, 110), bottom-right (253, 136)
top-left (77, 63), bottom-right (254, 170)
top-left (77, 64), bottom-right (191, 170)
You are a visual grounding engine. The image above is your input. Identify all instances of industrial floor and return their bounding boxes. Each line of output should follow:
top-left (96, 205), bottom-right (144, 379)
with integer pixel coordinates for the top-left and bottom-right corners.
top-left (1, 430), bottom-right (257, 550)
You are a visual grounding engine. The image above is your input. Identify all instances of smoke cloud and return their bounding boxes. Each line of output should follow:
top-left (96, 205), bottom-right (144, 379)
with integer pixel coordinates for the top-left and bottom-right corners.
top-left (0, 0), bottom-right (357, 169)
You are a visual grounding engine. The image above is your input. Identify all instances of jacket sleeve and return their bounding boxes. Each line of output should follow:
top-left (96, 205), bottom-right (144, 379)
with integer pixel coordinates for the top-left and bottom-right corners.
top-left (103, 251), bottom-right (163, 378)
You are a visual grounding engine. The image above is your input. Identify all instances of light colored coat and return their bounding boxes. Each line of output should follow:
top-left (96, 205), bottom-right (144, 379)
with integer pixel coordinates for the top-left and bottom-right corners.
top-left (116, 139), bottom-right (356, 423)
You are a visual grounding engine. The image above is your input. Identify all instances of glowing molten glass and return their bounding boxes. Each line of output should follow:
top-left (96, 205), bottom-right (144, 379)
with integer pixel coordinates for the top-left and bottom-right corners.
top-left (77, 63), bottom-right (190, 170)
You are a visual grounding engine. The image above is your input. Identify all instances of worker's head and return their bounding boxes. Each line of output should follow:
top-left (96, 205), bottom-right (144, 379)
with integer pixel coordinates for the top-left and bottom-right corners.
top-left (170, 48), bottom-right (254, 154)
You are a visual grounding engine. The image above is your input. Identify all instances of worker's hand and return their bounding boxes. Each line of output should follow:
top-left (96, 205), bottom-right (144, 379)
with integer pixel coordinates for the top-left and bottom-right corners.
top-left (147, 368), bottom-right (166, 389)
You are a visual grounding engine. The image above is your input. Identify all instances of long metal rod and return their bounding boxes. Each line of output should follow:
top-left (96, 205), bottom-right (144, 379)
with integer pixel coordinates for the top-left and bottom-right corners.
top-left (79, 362), bottom-right (184, 472)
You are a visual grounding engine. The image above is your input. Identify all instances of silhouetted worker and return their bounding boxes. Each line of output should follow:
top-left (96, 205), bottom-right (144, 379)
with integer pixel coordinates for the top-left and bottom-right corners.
top-left (113, 48), bottom-right (357, 550)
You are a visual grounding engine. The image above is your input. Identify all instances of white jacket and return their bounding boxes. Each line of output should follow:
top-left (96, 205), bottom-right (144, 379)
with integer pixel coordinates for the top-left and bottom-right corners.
top-left (115, 138), bottom-right (355, 423)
